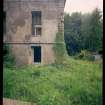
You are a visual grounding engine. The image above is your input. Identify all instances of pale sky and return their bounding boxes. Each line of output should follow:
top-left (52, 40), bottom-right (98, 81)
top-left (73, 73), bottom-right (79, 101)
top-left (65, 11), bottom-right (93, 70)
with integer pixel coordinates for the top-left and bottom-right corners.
top-left (64, 0), bottom-right (103, 14)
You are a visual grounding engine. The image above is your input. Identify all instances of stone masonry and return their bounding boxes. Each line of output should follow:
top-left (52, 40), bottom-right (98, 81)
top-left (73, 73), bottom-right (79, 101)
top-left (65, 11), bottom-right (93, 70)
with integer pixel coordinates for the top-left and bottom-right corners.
top-left (4, 0), bottom-right (66, 66)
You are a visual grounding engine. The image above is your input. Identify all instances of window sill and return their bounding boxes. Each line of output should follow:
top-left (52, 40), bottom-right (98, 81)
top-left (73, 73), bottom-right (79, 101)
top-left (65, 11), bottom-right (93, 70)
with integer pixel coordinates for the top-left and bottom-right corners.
top-left (32, 35), bottom-right (41, 37)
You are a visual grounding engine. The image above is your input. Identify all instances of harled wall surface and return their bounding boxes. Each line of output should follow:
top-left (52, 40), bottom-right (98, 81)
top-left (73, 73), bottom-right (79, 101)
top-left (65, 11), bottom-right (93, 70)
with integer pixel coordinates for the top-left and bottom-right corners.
top-left (4, 0), bottom-right (66, 65)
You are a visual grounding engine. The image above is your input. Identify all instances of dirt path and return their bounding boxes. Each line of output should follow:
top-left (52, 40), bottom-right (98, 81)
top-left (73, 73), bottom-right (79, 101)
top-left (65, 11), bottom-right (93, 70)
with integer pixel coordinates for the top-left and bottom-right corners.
top-left (3, 98), bottom-right (36, 105)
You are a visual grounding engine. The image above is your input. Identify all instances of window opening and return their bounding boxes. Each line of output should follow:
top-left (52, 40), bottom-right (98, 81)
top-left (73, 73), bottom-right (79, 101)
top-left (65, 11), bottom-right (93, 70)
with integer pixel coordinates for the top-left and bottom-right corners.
top-left (32, 11), bottom-right (42, 36)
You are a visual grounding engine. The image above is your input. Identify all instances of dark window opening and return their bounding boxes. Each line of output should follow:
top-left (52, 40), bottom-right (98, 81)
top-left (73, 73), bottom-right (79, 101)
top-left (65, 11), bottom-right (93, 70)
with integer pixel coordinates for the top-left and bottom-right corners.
top-left (32, 11), bottom-right (41, 25)
top-left (3, 11), bottom-right (6, 34)
top-left (31, 46), bottom-right (41, 63)
top-left (36, 27), bottom-right (41, 35)
top-left (32, 11), bottom-right (42, 36)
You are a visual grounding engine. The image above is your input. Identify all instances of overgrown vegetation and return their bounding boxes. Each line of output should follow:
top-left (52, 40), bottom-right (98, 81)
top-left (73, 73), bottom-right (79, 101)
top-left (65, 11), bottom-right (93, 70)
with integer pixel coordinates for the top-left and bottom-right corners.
top-left (3, 43), bottom-right (102, 105)
top-left (53, 32), bottom-right (67, 63)
top-left (3, 58), bottom-right (102, 105)
top-left (3, 44), bottom-right (15, 68)
top-left (74, 50), bottom-right (95, 61)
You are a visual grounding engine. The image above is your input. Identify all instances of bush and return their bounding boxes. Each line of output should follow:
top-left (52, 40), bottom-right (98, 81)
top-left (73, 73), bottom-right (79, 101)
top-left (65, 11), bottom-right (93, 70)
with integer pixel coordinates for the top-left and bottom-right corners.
top-left (74, 50), bottom-right (94, 61)
top-left (3, 44), bottom-right (15, 68)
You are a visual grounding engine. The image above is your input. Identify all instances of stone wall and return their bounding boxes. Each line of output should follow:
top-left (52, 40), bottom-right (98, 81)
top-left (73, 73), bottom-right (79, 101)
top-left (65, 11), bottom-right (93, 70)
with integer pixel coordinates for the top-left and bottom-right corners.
top-left (4, 0), bottom-right (66, 65)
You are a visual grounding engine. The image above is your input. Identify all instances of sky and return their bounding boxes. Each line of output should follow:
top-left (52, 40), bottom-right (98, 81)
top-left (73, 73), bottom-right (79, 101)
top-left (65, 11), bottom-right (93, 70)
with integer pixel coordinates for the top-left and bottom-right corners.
top-left (64, 0), bottom-right (103, 15)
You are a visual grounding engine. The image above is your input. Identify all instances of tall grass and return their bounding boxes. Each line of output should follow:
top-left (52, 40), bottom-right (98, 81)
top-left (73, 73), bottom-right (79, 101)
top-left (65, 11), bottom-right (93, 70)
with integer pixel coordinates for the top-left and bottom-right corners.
top-left (3, 58), bottom-right (102, 105)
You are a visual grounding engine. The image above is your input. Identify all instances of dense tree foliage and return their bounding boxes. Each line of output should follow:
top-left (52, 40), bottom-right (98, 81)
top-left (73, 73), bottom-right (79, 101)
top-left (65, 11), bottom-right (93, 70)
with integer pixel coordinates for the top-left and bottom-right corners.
top-left (64, 8), bottom-right (103, 56)
top-left (64, 12), bottom-right (82, 55)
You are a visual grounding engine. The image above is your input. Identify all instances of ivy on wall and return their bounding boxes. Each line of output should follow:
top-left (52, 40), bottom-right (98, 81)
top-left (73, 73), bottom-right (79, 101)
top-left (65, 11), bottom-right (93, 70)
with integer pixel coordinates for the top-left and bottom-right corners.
top-left (53, 32), bottom-right (67, 64)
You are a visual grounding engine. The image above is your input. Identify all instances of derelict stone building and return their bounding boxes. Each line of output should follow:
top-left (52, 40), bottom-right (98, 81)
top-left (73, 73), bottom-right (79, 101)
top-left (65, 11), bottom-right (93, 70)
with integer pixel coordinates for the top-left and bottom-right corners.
top-left (3, 0), bottom-right (66, 65)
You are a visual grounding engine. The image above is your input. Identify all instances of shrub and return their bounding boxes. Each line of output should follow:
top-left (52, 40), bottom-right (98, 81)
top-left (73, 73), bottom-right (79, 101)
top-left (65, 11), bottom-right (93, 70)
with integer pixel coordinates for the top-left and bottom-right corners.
top-left (3, 44), bottom-right (15, 68)
top-left (74, 50), bottom-right (94, 61)
top-left (53, 32), bottom-right (67, 64)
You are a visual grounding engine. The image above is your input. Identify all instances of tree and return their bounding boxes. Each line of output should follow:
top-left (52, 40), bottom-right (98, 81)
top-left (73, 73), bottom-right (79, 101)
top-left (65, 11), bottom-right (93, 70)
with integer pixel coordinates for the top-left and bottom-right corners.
top-left (64, 8), bottom-right (103, 56)
top-left (64, 12), bottom-right (82, 55)
top-left (81, 13), bottom-right (91, 49)
top-left (85, 8), bottom-right (103, 51)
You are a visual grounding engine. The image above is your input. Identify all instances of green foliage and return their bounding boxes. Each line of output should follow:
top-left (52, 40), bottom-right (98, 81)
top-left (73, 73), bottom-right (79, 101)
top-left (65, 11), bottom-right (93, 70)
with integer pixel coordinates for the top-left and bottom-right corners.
top-left (53, 32), bottom-right (67, 63)
top-left (74, 50), bottom-right (94, 61)
top-left (85, 8), bottom-right (103, 51)
top-left (3, 44), bottom-right (15, 68)
top-left (3, 58), bottom-right (102, 105)
top-left (64, 8), bottom-right (103, 55)
top-left (64, 12), bottom-right (82, 55)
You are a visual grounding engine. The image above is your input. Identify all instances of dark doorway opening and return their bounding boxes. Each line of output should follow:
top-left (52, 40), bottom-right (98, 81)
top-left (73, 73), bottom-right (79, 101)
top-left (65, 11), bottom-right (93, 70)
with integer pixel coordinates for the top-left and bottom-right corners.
top-left (32, 46), bottom-right (41, 63)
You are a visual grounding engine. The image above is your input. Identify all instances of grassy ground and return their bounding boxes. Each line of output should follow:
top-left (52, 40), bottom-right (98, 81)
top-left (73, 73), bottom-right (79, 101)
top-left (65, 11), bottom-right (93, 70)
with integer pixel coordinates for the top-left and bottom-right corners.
top-left (3, 58), bottom-right (102, 105)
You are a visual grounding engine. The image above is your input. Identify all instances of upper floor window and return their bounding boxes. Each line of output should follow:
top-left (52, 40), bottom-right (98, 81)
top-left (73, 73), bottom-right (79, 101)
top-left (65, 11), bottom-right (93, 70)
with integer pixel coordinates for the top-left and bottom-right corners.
top-left (32, 11), bottom-right (42, 36)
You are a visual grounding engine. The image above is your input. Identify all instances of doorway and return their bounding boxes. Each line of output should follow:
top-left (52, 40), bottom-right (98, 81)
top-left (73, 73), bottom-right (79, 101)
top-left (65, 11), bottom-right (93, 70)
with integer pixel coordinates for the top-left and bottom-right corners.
top-left (32, 46), bottom-right (41, 63)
